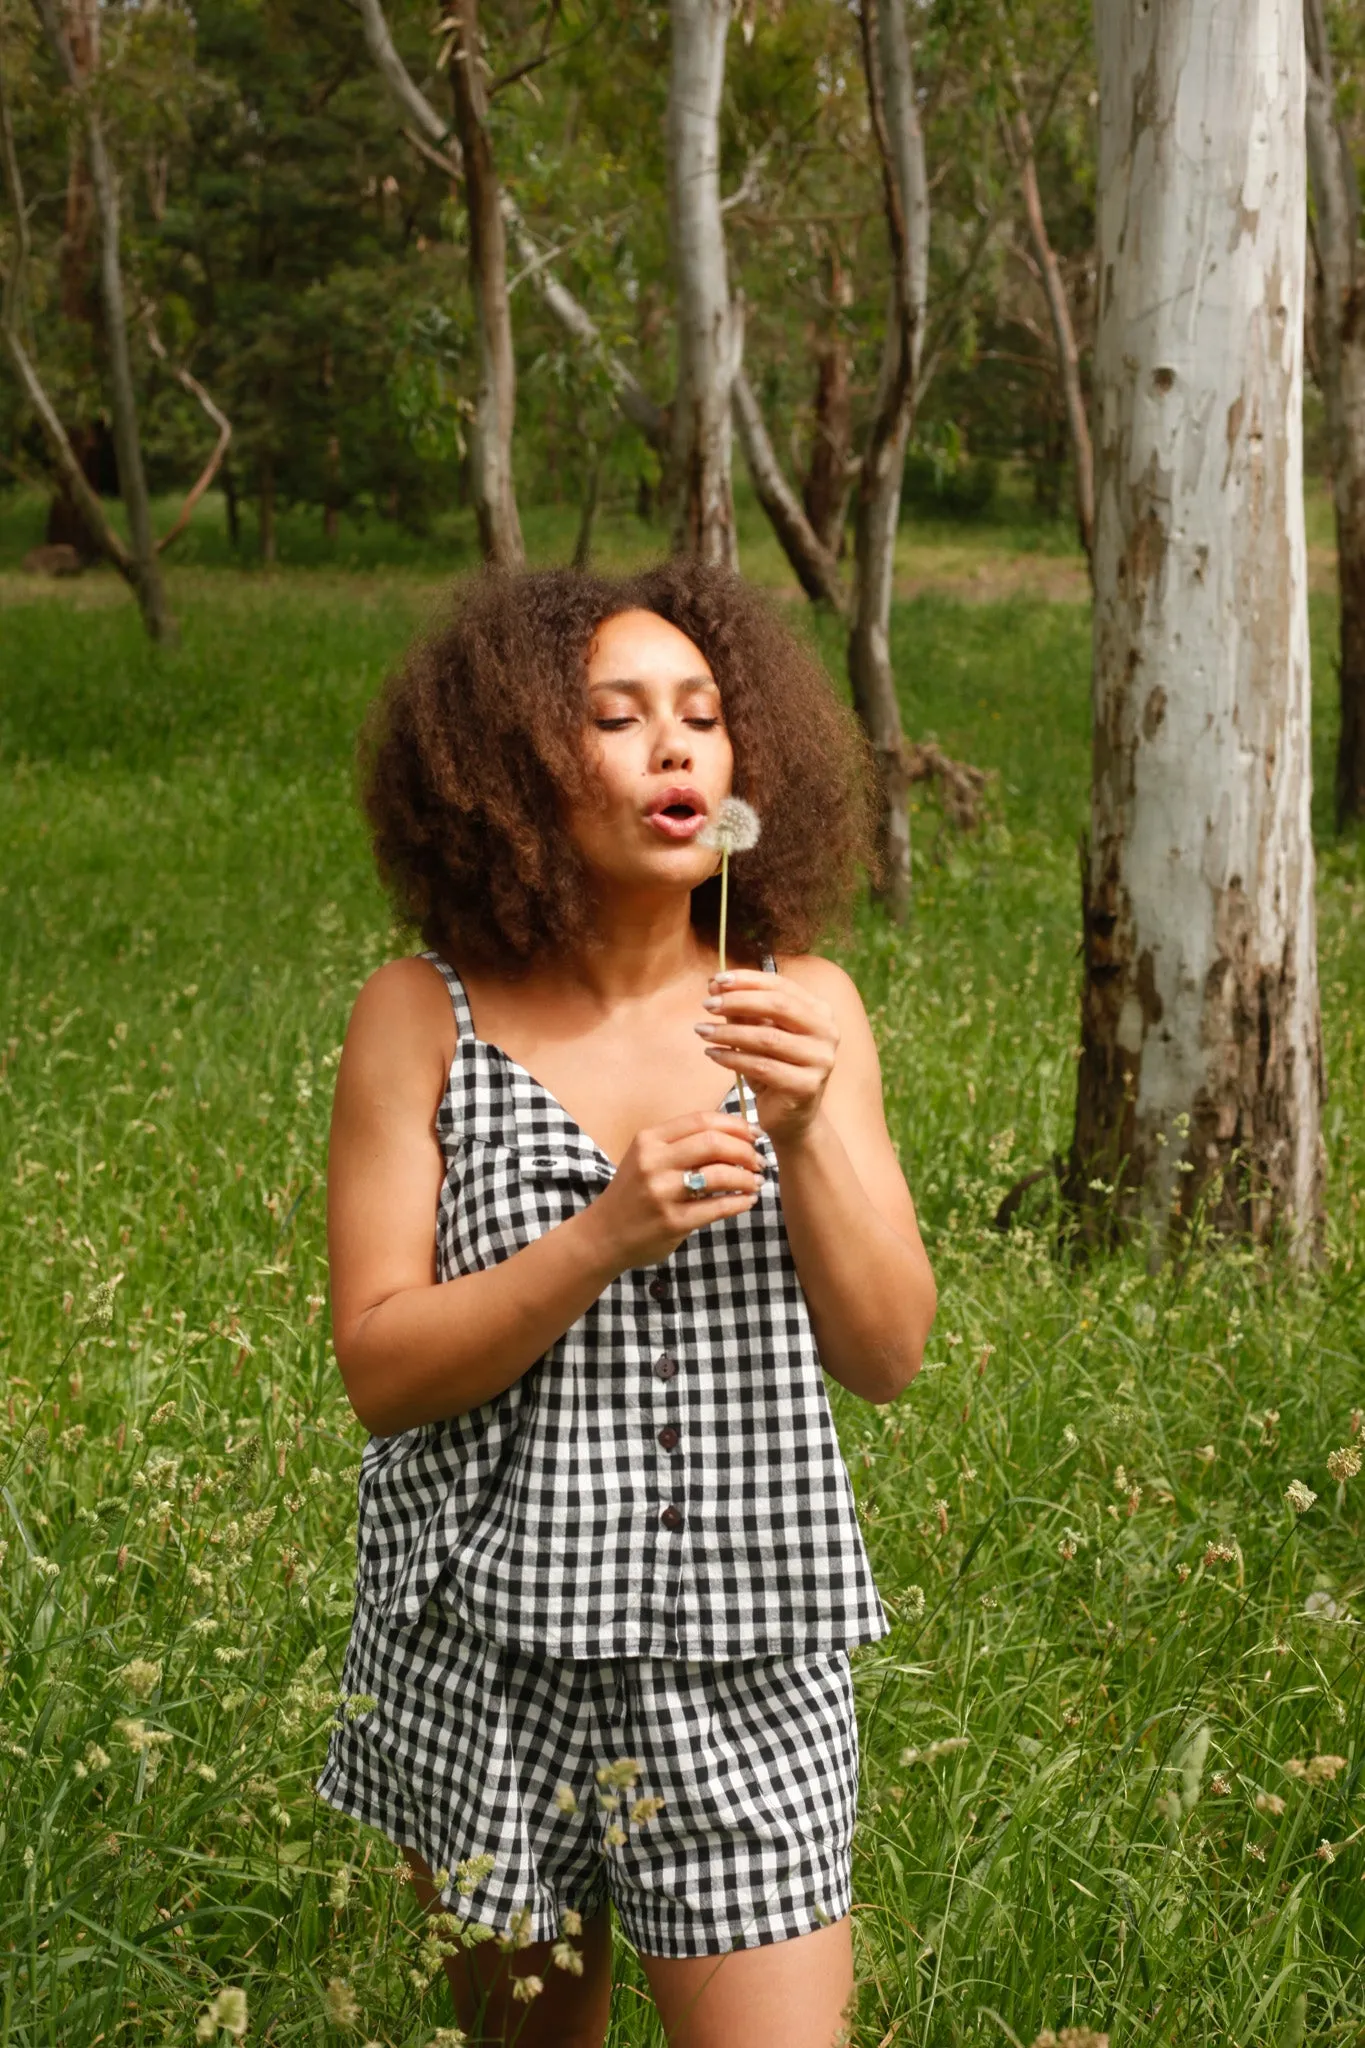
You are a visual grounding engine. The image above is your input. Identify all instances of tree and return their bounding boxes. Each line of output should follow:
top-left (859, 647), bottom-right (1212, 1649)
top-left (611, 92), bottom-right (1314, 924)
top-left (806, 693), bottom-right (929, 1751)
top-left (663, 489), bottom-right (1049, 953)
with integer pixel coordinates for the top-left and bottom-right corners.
top-left (1067, 0), bottom-right (1324, 1261)
top-left (846, 0), bottom-right (929, 920)
top-left (33, 0), bottom-right (173, 640)
top-left (1305, 0), bottom-right (1365, 831)
top-left (1002, 85), bottom-right (1094, 571)
top-left (666, 0), bottom-right (740, 567)
top-left (446, 0), bottom-right (522, 566)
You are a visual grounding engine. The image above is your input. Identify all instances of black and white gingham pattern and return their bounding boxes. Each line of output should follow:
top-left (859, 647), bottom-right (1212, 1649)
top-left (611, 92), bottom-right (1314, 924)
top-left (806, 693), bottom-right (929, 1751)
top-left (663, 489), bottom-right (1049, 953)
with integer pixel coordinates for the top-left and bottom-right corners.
top-left (314, 1591), bottom-right (859, 1956)
top-left (351, 949), bottom-right (888, 1660)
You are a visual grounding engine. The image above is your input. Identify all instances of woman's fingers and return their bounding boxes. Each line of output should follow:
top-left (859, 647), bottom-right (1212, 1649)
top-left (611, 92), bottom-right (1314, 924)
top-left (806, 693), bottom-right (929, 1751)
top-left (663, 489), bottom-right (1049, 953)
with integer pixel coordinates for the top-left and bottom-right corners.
top-left (695, 1019), bottom-right (830, 1066)
top-left (702, 1045), bottom-right (820, 1097)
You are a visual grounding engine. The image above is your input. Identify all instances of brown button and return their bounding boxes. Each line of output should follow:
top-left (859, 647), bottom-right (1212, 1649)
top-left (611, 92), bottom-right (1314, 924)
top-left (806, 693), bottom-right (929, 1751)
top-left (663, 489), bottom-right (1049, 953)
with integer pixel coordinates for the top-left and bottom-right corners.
top-left (660, 1505), bottom-right (684, 1532)
top-left (653, 1353), bottom-right (678, 1381)
top-left (648, 1275), bottom-right (671, 1302)
top-left (657, 1425), bottom-right (680, 1452)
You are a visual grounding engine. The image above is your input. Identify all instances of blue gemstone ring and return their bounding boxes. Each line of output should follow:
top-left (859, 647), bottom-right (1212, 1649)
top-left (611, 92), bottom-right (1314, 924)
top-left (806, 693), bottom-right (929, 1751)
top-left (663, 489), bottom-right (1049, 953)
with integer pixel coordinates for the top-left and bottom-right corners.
top-left (682, 1169), bottom-right (708, 1198)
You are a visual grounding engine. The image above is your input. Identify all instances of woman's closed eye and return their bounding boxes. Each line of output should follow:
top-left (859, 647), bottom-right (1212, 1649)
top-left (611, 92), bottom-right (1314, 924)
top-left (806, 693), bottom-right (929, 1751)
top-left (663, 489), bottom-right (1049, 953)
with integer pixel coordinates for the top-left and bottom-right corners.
top-left (593, 716), bottom-right (722, 731)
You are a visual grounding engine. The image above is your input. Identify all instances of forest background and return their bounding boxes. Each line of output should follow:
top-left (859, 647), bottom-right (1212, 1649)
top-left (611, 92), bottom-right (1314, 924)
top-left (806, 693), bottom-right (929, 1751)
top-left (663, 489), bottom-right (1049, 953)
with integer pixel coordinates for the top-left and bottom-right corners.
top-left (2, 2), bottom-right (1365, 2046)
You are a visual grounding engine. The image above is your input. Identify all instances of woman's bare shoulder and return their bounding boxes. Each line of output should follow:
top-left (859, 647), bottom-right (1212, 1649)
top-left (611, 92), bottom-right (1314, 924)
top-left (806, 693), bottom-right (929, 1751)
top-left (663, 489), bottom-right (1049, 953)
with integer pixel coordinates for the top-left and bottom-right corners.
top-left (771, 951), bottom-right (867, 1014)
top-left (339, 954), bottom-right (459, 1097)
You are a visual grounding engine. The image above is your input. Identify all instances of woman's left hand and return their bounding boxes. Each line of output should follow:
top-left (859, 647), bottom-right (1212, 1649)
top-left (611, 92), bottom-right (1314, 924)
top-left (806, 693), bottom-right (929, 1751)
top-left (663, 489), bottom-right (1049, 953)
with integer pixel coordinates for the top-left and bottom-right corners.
top-left (695, 969), bottom-right (839, 1148)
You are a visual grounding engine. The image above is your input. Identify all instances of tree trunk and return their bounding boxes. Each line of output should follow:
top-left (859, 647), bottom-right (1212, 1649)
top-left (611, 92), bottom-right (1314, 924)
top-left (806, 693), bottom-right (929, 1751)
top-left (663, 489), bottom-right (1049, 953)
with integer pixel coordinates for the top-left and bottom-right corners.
top-left (34, 0), bottom-right (173, 643)
top-left (802, 247), bottom-right (854, 556)
top-left (1304, 0), bottom-right (1365, 832)
top-left (847, 0), bottom-right (929, 922)
top-left (1009, 99), bottom-right (1095, 573)
top-left (732, 368), bottom-right (847, 612)
top-left (667, 0), bottom-right (740, 568)
top-left (1068, 0), bottom-right (1324, 1262)
top-left (448, 0), bottom-right (523, 568)
top-left (259, 454), bottom-right (277, 565)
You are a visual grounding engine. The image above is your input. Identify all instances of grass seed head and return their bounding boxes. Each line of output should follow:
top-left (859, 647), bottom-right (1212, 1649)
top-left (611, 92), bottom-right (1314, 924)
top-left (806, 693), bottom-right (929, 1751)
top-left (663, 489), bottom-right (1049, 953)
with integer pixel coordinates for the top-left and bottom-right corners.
top-left (1285, 1479), bottom-right (1317, 1513)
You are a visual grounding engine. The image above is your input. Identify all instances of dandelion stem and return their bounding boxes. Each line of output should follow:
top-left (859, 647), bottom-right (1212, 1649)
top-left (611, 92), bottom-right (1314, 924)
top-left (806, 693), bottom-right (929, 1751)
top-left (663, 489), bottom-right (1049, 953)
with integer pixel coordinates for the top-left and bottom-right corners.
top-left (717, 847), bottom-right (754, 1127)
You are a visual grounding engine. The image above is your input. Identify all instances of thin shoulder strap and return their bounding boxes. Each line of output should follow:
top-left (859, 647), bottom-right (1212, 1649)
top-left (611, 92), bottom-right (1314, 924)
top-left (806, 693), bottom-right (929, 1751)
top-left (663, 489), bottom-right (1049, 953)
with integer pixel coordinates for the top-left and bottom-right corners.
top-left (760, 951), bottom-right (777, 975)
top-left (419, 949), bottom-right (475, 1042)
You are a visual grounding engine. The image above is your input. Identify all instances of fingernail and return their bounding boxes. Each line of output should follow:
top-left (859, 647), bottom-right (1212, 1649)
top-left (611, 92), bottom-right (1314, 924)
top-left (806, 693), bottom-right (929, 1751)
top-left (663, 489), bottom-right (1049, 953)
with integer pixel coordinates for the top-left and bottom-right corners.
top-left (702, 995), bottom-right (724, 1010)
top-left (711, 972), bottom-right (734, 988)
top-left (694, 1022), bottom-right (718, 1037)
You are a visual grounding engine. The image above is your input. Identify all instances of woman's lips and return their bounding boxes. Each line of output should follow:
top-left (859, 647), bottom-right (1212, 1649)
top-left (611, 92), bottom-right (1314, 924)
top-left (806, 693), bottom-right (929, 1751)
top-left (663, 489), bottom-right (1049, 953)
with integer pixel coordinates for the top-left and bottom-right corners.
top-left (645, 807), bottom-right (708, 841)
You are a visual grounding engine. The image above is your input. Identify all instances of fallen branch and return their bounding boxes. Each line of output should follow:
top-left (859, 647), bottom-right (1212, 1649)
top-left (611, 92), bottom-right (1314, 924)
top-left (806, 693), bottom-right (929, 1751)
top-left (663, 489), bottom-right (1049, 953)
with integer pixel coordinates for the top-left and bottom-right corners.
top-left (904, 739), bottom-right (994, 831)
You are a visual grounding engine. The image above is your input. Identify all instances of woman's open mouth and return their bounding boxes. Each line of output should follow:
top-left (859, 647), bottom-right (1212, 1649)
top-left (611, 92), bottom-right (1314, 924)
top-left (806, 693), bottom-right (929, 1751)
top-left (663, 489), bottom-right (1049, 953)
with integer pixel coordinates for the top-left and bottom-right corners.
top-left (644, 790), bottom-right (709, 841)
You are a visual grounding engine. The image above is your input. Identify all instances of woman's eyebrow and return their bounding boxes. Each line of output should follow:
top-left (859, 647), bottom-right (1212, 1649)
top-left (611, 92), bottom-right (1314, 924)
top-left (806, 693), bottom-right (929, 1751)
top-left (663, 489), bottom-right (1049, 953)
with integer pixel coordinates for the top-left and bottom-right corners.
top-left (587, 676), bottom-right (719, 694)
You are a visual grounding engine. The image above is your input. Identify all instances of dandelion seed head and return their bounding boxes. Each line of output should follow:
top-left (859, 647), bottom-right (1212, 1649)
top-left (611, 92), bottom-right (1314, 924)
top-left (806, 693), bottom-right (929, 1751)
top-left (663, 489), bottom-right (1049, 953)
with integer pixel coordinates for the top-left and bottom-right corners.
top-left (697, 795), bottom-right (761, 855)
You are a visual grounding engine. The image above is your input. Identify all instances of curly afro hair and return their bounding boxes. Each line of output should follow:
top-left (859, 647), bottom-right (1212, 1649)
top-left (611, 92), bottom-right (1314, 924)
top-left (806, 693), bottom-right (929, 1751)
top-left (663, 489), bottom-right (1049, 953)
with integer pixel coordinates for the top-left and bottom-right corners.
top-left (359, 555), bottom-right (877, 972)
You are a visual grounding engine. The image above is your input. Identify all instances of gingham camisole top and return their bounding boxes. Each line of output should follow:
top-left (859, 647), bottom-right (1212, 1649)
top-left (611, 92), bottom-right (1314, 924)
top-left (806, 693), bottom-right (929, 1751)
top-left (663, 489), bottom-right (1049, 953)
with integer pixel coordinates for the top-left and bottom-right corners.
top-left (351, 948), bottom-right (889, 1660)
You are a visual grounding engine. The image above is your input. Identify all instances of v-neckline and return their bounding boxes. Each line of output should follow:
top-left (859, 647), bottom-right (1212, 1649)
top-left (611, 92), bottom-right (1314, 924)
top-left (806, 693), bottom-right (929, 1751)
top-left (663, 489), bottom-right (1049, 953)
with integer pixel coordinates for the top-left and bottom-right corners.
top-left (461, 1035), bottom-right (744, 1174)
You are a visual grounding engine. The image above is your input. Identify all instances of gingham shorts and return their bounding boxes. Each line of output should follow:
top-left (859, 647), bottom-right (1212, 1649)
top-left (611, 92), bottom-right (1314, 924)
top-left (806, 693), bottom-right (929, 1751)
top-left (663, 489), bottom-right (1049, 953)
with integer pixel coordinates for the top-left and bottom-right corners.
top-left (313, 1589), bottom-right (860, 1958)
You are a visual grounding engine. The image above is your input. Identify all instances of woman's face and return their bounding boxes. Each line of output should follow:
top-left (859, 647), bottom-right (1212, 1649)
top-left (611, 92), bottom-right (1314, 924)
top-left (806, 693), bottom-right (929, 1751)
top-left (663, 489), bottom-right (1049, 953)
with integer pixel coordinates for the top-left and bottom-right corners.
top-left (568, 607), bottom-right (735, 894)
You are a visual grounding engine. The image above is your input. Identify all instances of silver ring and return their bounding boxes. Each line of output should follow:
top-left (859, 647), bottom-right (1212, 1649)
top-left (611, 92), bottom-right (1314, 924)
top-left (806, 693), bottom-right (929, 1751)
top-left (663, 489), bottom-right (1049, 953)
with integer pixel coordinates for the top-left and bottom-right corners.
top-left (682, 1168), bottom-right (708, 1199)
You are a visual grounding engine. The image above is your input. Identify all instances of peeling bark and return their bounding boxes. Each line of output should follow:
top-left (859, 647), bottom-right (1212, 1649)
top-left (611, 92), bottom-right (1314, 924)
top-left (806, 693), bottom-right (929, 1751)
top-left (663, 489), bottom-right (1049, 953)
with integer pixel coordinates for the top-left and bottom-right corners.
top-left (1304, 0), bottom-right (1365, 831)
top-left (667, 0), bottom-right (740, 567)
top-left (1070, 0), bottom-right (1324, 1263)
top-left (848, 0), bottom-right (928, 922)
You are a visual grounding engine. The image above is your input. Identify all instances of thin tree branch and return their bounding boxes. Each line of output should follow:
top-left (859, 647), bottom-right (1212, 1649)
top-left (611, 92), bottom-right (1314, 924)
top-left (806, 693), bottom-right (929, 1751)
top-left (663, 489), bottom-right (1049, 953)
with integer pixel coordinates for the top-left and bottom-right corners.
top-left (142, 309), bottom-right (233, 554)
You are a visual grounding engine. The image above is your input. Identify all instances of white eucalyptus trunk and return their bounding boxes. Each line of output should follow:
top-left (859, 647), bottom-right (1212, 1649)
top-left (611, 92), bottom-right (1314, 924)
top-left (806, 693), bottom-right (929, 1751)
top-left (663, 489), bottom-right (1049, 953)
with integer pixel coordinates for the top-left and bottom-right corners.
top-left (449, 0), bottom-right (523, 568)
top-left (1072, 0), bottom-right (1324, 1260)
top-left (667, 0), bottom-right (740, 568)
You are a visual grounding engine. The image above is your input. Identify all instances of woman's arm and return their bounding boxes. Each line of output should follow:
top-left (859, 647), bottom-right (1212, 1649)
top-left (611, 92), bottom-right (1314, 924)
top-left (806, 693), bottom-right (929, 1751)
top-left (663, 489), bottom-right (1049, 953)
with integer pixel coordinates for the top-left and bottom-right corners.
top-left (695, 958), bottom-right (935, 1404)
top-left (328, 958), bottom-right (767, 1437)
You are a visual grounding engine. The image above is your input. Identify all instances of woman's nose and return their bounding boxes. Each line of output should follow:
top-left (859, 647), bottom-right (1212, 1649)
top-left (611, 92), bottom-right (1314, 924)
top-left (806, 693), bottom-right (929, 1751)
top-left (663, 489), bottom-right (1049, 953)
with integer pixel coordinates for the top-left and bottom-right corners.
top-left (652, 731), bottom-right (693, 773)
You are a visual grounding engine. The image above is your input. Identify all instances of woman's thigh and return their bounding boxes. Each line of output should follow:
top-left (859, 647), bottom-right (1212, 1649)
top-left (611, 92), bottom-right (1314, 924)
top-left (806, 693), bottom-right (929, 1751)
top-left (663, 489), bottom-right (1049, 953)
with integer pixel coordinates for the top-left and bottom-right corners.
top-left (405, 1846), bottom-right (613, 2048)
top-left (637, 1916), bottom-right (856, 2048)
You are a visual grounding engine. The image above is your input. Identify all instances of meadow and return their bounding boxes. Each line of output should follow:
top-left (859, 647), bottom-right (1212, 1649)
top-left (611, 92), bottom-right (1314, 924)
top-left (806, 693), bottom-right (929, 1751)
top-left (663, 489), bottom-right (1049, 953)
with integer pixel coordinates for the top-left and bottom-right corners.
top-left (1, 480), bottom-right (1362, 2047)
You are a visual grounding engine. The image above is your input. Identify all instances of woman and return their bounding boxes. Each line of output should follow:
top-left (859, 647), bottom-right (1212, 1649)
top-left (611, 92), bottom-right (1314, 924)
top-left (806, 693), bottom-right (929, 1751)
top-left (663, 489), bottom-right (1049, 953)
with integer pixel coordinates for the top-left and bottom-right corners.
top-left (314, 556), bottom-right (936, 2047)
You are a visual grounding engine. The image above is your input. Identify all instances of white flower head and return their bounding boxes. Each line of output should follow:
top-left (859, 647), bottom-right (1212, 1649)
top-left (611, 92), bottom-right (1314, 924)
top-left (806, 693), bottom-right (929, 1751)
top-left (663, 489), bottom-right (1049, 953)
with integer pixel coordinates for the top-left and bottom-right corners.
top-left (698, 796), bottom-right (761, 856)
top-left (1285, 1479), bottom-right (1318, 1514)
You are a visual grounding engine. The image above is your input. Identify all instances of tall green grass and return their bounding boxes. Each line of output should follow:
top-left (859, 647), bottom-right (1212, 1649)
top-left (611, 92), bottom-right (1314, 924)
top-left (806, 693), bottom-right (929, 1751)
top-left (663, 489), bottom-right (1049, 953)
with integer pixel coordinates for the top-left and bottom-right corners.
top-left (0, 556), bottom-right (1361, 2046)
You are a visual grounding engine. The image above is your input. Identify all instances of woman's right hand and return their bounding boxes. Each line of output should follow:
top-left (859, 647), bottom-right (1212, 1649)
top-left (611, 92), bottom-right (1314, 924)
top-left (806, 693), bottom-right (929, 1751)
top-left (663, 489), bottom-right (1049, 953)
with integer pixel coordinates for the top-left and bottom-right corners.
top-left (587, 1110), bottom-right (767, 1270)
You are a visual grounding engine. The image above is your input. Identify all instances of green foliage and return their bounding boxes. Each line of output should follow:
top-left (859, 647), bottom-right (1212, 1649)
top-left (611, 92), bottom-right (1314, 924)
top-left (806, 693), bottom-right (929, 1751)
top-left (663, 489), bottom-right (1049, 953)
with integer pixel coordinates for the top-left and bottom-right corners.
top-left (0, 554), bottom-right (1361, 2044)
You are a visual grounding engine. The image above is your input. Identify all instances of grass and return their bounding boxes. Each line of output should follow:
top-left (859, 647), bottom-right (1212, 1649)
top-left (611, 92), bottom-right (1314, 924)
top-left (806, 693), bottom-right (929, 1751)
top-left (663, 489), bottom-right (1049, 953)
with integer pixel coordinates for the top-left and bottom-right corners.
top-left (0, 491), bottom-right (1362, 2047)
